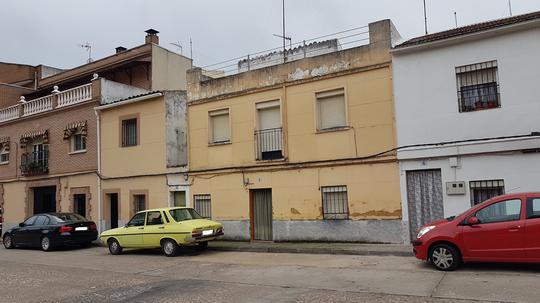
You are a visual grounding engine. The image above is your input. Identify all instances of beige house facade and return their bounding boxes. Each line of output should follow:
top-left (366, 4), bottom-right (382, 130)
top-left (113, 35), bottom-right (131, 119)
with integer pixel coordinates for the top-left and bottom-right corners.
top-left (187, 20), bottom-right (406, 243)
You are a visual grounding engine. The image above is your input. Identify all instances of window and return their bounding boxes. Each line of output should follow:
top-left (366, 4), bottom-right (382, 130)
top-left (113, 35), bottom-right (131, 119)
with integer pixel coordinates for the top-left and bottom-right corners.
top-left (146, 211), bottom-right (164, 225)
top-left (209, 109), bottom-right (230, 144)
top-left (194, 194), bottom-right (212, 218)
top-left (71, 133), bottom-right (86, 152)
top-left (23, 216), bottom-right (37, 226)
top-left (475, 199), bottom-right (521, 224)
top-left (133, 194), bottom-right (146, 213)
top-left (73, 194), bottom-right (86, 217)
top-left (0, 145), bottom-right (9, 164)
top-left (169, 208), bottom-right (203, 222)
top-left (127, 212), bottom-right (146, 227)
top-left (34, 215), bottom-right (49, 226)
top-left (470, 180), bottom-right (505, 206)
top-left (321, 186), bottom-right (349, 220)
top-left (456, 61), bottom-right (500, 112)
top-left (255, 101), bottom-right (283, 160)
top-left (316, 89), bottom-right (347, 131)
top-left (121, 118), bottom-right (138, 147)
top-left (526, 198), bottom-right (540, 219)
top-left (171, 191), bottom-right (186, 207)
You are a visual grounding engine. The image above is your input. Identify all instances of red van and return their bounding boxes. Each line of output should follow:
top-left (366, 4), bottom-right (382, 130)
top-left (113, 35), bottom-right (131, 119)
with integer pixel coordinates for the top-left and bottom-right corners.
top-left (413, 193), bottom-right (540, 271)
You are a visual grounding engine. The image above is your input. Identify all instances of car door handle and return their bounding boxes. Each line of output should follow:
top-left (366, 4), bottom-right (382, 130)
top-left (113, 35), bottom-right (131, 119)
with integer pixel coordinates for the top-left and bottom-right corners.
top-left (138, 227), bottom-right (144, 230)
top-left (508, 226), bottom-right (521, 232)
top-left (158, 227), bottom-right (165, 229)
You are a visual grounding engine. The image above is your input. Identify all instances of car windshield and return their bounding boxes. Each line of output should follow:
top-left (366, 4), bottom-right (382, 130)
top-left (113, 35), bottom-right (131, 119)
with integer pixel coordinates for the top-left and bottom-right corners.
top-left (169, 208), bottom-right (203, 222)
top-left (52, 213), bottom-right (87, 223)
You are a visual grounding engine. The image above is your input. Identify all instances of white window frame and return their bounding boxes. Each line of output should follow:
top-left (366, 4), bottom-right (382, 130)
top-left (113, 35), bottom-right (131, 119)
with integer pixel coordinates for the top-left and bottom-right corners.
top-left (0, 145), bottom-right (9, 164)
top-left (208, 108), bottom-right (231, 145)
top-left (70, 132), bottom-right (87, 154)
top-left (315, 87), bottom-right (348, 132)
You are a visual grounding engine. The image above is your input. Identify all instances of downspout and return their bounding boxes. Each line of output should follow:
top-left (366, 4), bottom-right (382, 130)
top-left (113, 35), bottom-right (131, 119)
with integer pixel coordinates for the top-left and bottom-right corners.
top-left (94, 109), bottom-right (102, 233)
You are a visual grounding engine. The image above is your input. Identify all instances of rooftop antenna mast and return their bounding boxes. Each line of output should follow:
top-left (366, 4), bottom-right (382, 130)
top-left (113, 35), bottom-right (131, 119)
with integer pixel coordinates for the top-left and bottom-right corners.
top-left (272, 0), bottom-right (290, 63)
top-left (423, 0), bottom-right (428, 34)
top-left (170, 42), bottom-right (183, 55)
top-left (454, 12), bottom-right (458, 27)
top-left (189, 38), bottom-right (193, 67)
top-left (79, 42), bottom-right (93, 63)
top-left (508, 0), bottom-right (513, 16)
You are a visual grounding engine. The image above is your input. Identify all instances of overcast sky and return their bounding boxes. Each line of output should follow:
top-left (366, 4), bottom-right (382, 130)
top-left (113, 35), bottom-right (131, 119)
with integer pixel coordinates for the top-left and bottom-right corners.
top-left (1, 0), bottom-right (539, 70)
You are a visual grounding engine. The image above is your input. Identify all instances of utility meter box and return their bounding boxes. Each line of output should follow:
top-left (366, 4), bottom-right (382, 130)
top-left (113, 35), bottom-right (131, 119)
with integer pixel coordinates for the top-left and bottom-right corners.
top-left (446, 181), bottom-right (466, 195)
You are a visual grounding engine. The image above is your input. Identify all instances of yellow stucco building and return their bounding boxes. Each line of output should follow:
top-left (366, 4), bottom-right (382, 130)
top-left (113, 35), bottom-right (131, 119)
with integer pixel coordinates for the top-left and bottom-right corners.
top-left (95, 91), bottom-right (189, 229)
top-left (186, 20), bottom-right (406, 243)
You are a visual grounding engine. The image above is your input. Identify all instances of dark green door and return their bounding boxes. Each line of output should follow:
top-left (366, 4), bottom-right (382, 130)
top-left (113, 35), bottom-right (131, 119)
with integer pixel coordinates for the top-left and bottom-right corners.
top-left (252, 189), bottom-right (273, 241)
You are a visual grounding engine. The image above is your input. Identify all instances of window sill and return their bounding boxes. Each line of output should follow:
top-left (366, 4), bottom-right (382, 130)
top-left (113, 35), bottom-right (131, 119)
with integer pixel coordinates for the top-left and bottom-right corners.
top-left (69, 150), bottom-right (87, 155)
top-left (255, 157), bottom-right (287, 163)
top-left (316, 126), bottom-right (350, 134)
top-left (121, 145), bottom-right (139, 148)
top-left (459, 106), bottom-right (501, 113)
top-left (208, 141), bottom-right (231, 147)
top-left (0, 161), bottom-right (9, 166)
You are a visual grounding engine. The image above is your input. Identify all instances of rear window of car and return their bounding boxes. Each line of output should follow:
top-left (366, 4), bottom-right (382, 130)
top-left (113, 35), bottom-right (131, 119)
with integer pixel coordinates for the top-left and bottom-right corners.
top-left (169, 208), bottom-right (203, 222)
top-left (52, 213), bottom-right (87, 223)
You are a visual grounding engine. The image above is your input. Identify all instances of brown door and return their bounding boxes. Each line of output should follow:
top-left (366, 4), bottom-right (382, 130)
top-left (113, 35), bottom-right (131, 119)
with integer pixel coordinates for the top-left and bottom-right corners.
top-left (251, 189), bottom-right (273, 241)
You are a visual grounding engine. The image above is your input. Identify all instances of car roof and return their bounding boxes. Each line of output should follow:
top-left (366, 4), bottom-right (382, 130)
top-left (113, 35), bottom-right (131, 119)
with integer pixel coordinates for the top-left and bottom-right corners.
top-left (136, 207), bottom-right (192, 213)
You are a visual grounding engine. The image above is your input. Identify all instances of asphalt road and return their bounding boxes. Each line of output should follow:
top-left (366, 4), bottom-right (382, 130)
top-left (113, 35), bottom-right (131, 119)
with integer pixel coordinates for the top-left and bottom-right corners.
top-left (0, 245), bottom-right (539, 303)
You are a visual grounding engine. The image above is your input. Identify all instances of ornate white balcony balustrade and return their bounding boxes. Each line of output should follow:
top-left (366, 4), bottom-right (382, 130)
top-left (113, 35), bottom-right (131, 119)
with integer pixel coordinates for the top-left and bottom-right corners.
top-left (0, 83), bottom-right (93, 123)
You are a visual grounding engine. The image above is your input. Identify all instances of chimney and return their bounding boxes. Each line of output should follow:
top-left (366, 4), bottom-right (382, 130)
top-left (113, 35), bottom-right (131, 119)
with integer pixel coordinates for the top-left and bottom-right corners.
top-left (145, 29), bottom-right (159, 45)
top-left (115, 46), bottom-right (127, 53)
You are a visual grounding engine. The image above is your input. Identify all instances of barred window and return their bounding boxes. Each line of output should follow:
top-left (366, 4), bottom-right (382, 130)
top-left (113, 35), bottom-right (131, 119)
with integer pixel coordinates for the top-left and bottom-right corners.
top-left (470, 180), bottom-right (505, 206)
top-left (122, 118), bottom-right (138, 147)
top-left (71, 134), bottom-right (86, 152)
top-left (0, 146), bottom-right (9, 164)
top-left (133, 194), bottom-right (146, 213)
top-left (194, 194), bottom-right (212, 218)
top-left (456, 61), bottom-right (500, 112)
top-left (321, 186), bottom-right (349, 220)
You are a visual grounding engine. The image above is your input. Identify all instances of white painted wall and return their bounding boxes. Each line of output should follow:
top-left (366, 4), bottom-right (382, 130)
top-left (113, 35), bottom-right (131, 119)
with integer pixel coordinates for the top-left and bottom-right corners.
top-left (393, 26), bottom-right (540, 147)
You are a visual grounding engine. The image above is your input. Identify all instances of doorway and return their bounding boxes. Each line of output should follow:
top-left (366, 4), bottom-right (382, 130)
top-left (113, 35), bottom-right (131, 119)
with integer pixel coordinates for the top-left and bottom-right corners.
top-left (250, 189), bottom-right (273, 241)
top-left (73, 194), bottom-right (86, 217)
top-left (406, 169), bottom-right (444, 240)
top-left (108, 193), bottom-right (119, 229)
top-left (33, 186), bottom-right (56, 214)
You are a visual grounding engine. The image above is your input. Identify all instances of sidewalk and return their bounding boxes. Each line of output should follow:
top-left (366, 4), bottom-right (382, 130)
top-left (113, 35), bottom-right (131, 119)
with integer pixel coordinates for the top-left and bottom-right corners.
top-left (208, 240), bottom-right (412, 257)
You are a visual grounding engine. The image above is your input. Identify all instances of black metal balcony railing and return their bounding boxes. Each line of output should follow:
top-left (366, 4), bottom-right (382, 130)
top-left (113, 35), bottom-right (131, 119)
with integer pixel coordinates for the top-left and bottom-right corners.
top-left (458, 82), bottom-right (500, 112)
top-left (255, 127), bottom-right (283, 161)
top-left (21, 150), bottom-right (49, 176)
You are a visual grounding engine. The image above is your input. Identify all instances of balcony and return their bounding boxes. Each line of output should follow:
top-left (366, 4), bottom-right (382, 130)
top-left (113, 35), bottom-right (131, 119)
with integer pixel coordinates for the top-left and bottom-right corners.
top-left (255, 127), bottom-right (284, 161)
top-left (0, 83), bottom-right (92, 123)
top-left (20, 150), bottom-right (49, 176)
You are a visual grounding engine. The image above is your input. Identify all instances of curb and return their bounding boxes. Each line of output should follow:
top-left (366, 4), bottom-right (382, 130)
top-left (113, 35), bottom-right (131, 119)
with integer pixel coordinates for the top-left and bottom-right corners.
top-left (208, 245), bottom-right (413, 257)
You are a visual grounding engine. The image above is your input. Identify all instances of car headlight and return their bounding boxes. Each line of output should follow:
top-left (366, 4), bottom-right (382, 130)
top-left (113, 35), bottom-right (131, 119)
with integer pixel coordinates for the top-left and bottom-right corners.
top-left (417, 225), bottom-right (436, 238)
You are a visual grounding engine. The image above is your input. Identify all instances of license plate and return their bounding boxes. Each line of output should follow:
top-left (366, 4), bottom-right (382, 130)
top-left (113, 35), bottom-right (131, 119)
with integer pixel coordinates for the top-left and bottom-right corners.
top-left (75, 227), bottom-right (88, 231)
top-left (202, 230), bottom-right (213, 236)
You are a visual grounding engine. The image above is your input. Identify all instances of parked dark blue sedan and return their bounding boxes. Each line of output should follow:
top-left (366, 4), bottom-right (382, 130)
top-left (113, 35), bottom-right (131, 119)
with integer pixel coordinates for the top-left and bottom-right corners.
top-left (3, 213), bottom-right (97, 251)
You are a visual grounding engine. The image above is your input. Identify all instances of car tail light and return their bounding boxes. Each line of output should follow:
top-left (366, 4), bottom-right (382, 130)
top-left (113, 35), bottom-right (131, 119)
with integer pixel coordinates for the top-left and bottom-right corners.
top-left (192, 230), bottom-right (202, 238)
top-left (89, 223), bottom-right (97, 230)
top-left (59, 226), bottom-right (74, 233)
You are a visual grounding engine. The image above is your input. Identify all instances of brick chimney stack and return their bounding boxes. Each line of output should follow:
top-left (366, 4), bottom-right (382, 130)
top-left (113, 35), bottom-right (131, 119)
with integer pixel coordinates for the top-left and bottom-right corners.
top-left (145, 29), bottom-right (159, 45)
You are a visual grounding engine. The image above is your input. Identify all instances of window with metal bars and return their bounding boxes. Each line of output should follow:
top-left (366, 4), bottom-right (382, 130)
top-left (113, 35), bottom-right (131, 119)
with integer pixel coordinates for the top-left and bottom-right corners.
top-left (470, 179), bottom-right (505, 206)
top-left (321, 186), bottom-right (349, 220)
top-left (71, 134), bottom-right (86, 152)
top-left (456, 60), bottom-right (500, 112)
top-left (193, 194), bottom-right (212, 218)
top-left (133, 194), bottom-right (146, 213)
top-left (121, 118), bottom-right (138, 147)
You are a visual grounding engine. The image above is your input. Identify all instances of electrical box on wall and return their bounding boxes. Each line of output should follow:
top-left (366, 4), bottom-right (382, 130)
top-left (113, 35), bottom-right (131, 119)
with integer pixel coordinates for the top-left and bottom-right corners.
top-left (446, 181), bottom-right (466, 195)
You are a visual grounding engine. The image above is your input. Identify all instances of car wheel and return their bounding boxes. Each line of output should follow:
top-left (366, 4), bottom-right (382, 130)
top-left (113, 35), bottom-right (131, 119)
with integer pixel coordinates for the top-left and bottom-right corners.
top-left (162, 239), bottom-right (179, 257)
top-left (430, 244), bottom-right (461, 271)
top-left (108, 239), bottom-right (123, 255)
top-left (196, 241), bottom-right (208, 251)
top-left (3, 234), bottom-right (14, 249)
top-left (41, 236), bottom-right (53, 252)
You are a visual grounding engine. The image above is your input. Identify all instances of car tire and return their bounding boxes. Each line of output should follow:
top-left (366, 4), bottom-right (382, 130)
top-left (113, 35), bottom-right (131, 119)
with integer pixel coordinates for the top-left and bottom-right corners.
top-left (162, 239), bottom-right (179, 257)
top-left (430, 244), bottom-right (461, 271)
top-left (41, 236), bottom-right (53, 252)
top-left (196, 241), bottom-right (208, 251)
top-left (3, 234), bottom-right (14, 249)
top-left (108, 239), bottom-right (123, 255)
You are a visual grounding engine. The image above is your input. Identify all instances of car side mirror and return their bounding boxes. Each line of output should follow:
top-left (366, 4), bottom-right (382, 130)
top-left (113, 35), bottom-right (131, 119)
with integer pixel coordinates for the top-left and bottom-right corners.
top-left (19, 222), bottom-right (25, 227)
top-left (467, 217), bottom-right (480, 225)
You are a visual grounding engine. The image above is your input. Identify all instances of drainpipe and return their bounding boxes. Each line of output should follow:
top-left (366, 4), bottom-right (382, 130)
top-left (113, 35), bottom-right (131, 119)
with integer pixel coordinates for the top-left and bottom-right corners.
top-left (95, 109), bottom-right (102, 233)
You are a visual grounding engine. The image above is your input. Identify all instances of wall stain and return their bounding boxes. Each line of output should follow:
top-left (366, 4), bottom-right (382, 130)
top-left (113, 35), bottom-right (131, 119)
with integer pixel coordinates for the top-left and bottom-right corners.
top-left (351, 209), bottom-right (402, 218)
top-left (290, 208), bottom-right (301, 215)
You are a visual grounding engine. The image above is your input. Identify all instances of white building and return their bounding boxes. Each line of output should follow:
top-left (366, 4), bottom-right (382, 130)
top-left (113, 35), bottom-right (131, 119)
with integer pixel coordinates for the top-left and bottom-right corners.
top-left (392, 11), bottom-right (540, 240)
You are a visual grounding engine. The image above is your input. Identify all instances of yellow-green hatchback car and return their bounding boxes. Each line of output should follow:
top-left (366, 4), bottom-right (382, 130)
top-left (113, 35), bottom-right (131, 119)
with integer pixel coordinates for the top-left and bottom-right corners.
top-left (99, 207), bottom-right (224, 257)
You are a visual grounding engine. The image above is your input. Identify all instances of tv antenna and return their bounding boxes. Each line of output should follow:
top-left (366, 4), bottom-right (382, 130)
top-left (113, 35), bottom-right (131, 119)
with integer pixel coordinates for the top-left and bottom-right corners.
top-left (170, 42), bottom-right (183, 55)
top-left (423, 0), bottom-right (428, 34)
top-left (79, 42), bottom-right (93, 63)
top-left (508, 0), bottom-right (513, 16)
top-left (273, 0), bottom-right (290, 63)
top-left (454, 12), bottom-right (458, 28)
